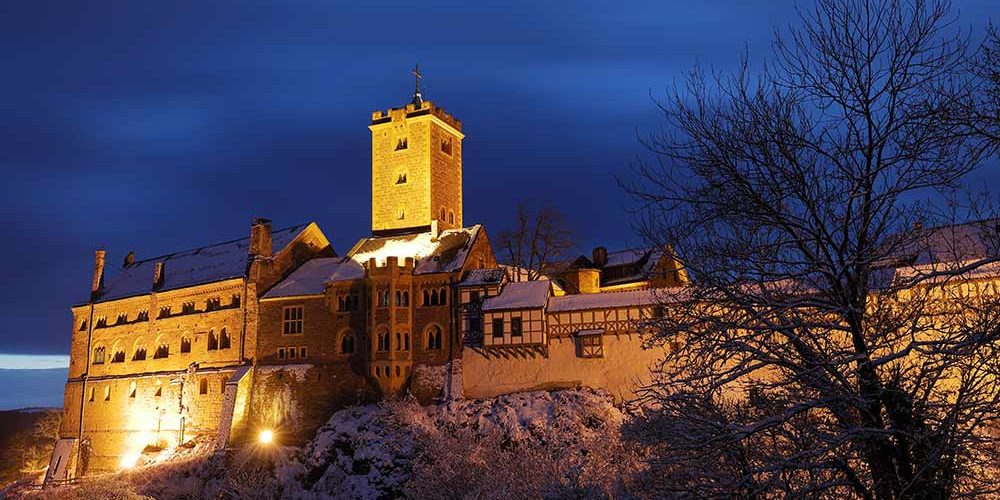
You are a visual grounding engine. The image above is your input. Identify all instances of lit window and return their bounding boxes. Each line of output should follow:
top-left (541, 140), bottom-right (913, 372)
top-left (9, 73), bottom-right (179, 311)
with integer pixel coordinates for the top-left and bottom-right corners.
top-left (93, 347), bottom-right (106, 365)
top-left (283, 306), bottom-right (304, 334)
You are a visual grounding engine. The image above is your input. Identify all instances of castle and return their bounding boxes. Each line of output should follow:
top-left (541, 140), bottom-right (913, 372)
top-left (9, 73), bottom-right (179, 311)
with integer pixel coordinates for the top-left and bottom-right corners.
top-left (46, 86), bottom-right (687, 481)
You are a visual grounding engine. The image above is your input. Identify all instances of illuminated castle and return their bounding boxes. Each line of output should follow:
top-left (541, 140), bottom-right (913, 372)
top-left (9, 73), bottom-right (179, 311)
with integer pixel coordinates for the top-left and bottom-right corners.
top-left (47, 78), bottom-right (686, 480)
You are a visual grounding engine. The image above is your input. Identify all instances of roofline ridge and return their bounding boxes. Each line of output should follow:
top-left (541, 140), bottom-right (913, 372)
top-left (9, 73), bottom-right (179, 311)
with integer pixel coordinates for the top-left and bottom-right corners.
top-left (122, 221), bottom-right (312, 266)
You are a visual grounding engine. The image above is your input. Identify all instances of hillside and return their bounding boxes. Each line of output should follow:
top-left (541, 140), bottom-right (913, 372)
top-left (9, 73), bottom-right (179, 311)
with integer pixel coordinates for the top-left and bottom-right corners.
top-left (5, 388), bottom-right (642, 499)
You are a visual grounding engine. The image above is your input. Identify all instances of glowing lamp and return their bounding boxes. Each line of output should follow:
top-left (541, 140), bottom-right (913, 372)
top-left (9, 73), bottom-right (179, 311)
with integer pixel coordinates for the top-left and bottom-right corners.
top-left (120, 451), bottom-right (141, 469)
top-left (259, 429), bottom-right (274, 444)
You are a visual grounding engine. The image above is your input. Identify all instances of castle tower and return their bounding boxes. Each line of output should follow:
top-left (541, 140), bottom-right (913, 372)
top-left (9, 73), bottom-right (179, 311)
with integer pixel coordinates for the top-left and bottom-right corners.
top-left (369, 67), bottom-right (465, 236)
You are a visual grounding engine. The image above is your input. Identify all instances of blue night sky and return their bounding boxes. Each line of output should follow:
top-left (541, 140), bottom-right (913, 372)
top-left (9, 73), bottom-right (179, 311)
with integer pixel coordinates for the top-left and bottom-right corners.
top-left (0, 1), bottom-right (996, 358)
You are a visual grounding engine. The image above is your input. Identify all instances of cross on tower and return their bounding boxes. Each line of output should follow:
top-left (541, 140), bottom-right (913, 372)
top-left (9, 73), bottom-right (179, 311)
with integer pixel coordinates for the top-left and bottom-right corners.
top-left (411, 63), bottom-right (423, 105)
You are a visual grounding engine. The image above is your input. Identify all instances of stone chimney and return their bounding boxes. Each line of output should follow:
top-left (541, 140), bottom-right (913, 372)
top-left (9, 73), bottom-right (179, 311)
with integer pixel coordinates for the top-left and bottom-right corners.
top-left (592, 246), bottom-right (608, 267)
top-left (152, 261), bottom-right (165, 290)
top-left (250, 218), bottom-right (273, 258)
top-left (123, 251), bottom-right (136, 268)
top-left (91, 250), bottom-right (106, 300)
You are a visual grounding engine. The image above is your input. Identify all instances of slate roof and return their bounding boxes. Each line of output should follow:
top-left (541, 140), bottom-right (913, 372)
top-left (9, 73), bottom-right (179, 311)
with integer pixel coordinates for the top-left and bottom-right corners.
top-left (262, 257), bottom-right (365, 299)
top-left (482, 280), bottom-right (552, 311)
top-left (547, 287), bottom-right (684, 312)
top-left (348, 225), bottom-right (483, 275)
top-left (459, 268), bottom-right (506, 286)
top-left (90, 223), bottom-right (310, 304)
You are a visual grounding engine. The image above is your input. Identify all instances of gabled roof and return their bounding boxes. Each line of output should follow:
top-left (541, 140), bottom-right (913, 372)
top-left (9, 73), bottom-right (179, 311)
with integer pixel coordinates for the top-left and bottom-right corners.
top-left (90, 223), bottom-right (310, 304)
top-left (262, 257), bottom-right (365, 299)
top-left (482, 280), bottom-right (552, 311)
top-left (896, 220), bottom-right (1000, 266)
top-left (547, 287), bottom-right (683, 312)
top-left (347, 225), bottom-right (483, 275)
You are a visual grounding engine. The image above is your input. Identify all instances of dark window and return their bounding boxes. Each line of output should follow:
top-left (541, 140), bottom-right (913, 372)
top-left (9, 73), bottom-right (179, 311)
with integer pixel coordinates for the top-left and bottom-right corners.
top-left (96, 317), bottom-right (107, 328)
top-left (133, 348), bottom-right (147, 361)
top-left (511, 317), bottom-right (523, 337)
top-left (470, 290), bottom-right (481, 303)
top-left (79, 320), bottom-right (87, 331)
top-left (289, 347), bottom-right (297, 359)
top-left (404, 332), bottom-right (410, 351)
top-left (278, 348), bottom-right (286, 359)
top-left (395, 137), bottom-right (408, 150)
top-left (300, 347), bottom-right (308, 358)
top-left (577, 334), bottom-right (604, 358)
top-left (208, 331), bottom-right (219, 351)
top-left (153, 344), bottom-right (169, 359)
top-left (154, 385), bottom-right (162, 398)
top-left (111, 350), bottom-right (125, 363)
top-left (341, 333), bottom-right (355, 354)
top-left (220, 329), bottom-right (231, 350)
top-left (180, 337), bottom-right (191, 353)
top-left (441, 137), bottom-right (452, 155)
top-left (402, 291), bottom-right (409, 306)
top-left (231, 294), bottom-right (241, 307)
top-left (283, 306), bottom-right (304, 334)
top-left (492, 319), bottom-right (504, 338)
top-left (129, 382), bottom-right (136, 398)
top-left (92, 347), bottom-right (105, 365)
top-left (469, 317), bottom-right (482, 334)
top-left (182, 302), bottom-right (196, 314)
top-left (449, 212), bottom-right (455, 224)
top-left (430, 289), bottom-right (439, 306)
top-left (206, 297), bottom-right (221, 311)
top-left (159, 307), bottom-right (171, 319)
top-left (377, 332), bottom-right (389, 352)
top-left (428, 326), bottom-right (443, 350)
top-left (396, 173), bottom-right (408, 184)
top-left (116, 313), bottom-right (127, 325)
top-left (199, 378), bottom-right (208, 395)
top-left (395, 332), bottom-right (402, 351)
top-left (395, 290), bottom-right (402, 307)
top-left (137, 310), bottom-right (149, 321)
top-left (439, 288), bottom-right (447, 305)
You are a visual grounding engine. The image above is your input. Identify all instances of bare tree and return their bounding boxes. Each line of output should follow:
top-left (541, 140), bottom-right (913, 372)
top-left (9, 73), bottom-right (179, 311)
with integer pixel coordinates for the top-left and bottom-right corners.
top-left (625, 0), bottom-right (1000, 497)
top-left (497, 204), bottom-right (574, 282)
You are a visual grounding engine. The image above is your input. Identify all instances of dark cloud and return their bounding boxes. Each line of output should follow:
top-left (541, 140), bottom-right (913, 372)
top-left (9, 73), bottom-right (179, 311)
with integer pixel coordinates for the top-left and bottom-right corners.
top-left (0, 0), bottom-right (995, 353)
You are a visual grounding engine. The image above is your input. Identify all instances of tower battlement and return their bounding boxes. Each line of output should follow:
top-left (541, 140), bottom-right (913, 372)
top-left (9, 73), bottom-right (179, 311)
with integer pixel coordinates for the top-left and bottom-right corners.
top-left (371, 101), bottom-right (462, 132)
top-left (364, 256), bottom-right (415, 276)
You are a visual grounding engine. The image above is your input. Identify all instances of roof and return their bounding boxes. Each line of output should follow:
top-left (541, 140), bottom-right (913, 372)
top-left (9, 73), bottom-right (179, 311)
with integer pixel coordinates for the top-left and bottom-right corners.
top-left (91, 223), bottom-right (310, 304)
top-left (600, 247), bottom-right (663, 287)
top-left (348, 225), bottom-right (483, 275)
top-left (482, 280), bottom-right (552, 311)
top-left (263, 257), bottom-right (365, 299)
top-left (903, 220), bottom-right (1000, 265)
top-left (459, 268), bottom-right (506, 287)
top-left (547, 287), bottom-right (683, 312)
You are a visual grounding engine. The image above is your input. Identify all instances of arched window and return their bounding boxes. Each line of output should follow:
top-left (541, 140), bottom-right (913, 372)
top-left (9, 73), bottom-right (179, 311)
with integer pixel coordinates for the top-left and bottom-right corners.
top-left (430, 290), bottom-right (439, 306)
top-left (133, 346), bottom-right (147, 361)
top-left (103, 385), bottom-right (111, 401)
top-left (440, 208), bottom-right (446, 221)
top-left (404, 332), bottom-right (410, 351)
top-left (383, 291), bottom-right (390, 307)
top-left (220, 329), bottom-right (231, 350)
top-left (427, 326), bottom-right (443, 350)
top-left (111, 349), bottom-right (125, 363)
top-left (92, 347), bottom-right (106, 365)
top-left (402, 291), bottom-right (409, 306)
top-left (341, 332), bottom-right (355, 354)
top-left (199, 378), bottom-right (208, 395)
top-left (439, 288), bottom-right (447, 305)
top-left (423, 290), bottom-right (430, 306)
top-left (153, 343), bottom-right (169, 359)
top-left (395, 290), bottom-right (402, 306)
top-left (377, 331), bottom-right (389, 352)
top-left (208, 330), bottom-right (219, 351)
top-left (449, 211), bottom-right (455, 224)
top-left (395, 332), bottom-right (402, 351)
top-left (180, 337), bottom-right (191, 354)
top-left (338, 297), bottom-right (345, 311)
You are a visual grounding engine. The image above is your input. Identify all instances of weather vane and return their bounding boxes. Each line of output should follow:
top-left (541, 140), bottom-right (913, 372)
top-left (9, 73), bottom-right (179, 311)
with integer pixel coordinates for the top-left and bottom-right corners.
top-left (411, 63), bottom-right (423, 105)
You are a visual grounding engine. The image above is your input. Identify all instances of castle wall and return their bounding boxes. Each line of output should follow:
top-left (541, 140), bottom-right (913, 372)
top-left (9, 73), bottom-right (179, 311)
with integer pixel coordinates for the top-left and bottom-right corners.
top-left (461, 332), bottom-right (665, 402)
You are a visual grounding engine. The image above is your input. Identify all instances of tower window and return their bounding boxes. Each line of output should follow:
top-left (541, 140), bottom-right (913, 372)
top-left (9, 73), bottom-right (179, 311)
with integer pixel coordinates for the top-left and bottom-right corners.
top-left (220, 328), bottom-right (231, 349)
top-left (180, 337), bottom-right (191, 354)
top-left (111, 349), bottom-right (125, 363)
top-left (395, 137), bottom-right (408, 150)
top-left (396, 173), bottom-right (407, 184)
top-left (440, 208), bottom-right (446, 221)
top-left (92, 347), bottom-right (106, 365)
top-left (441, 137), bottom-right (452, 155)
top-left (398, 209), bottom-right (405, 220)
top-left (449, 211), bottom-right (455, 224)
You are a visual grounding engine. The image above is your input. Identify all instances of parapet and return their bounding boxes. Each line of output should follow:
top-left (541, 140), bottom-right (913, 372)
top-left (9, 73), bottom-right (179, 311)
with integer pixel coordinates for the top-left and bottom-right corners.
top-left (371, 101), bottom-right (462, 132)
top-left (364, 256), bottom-right (416, 277)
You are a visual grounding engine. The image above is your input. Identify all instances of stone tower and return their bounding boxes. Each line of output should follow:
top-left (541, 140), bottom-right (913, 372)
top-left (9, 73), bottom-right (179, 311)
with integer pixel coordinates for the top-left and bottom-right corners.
top-left (369, 95), bottom-right (464, 236)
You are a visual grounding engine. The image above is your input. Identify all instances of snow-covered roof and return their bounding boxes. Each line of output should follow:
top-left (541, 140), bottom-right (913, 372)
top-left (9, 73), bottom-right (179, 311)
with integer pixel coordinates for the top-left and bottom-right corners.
top-left (348, 225), bottom-right (482, 275)
top-left (92, 223), bottom-right (310, 304)
top-left (482, 280), bottom-right (552, 311)
top-left (547, 288), bottom-right (682, 312)
top-left (263, 257), bottom-right (365, 299)
top-left (459, 268), bottom-right (505, 287)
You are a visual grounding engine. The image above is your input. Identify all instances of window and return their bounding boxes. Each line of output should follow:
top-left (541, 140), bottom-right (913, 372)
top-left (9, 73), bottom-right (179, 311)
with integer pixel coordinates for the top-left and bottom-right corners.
top-left (278, 348), bottom-right (286, 359)
top-left (395, 291), bottom-right (402, 307)
top-left (133, 347), bottom-right (147, 361)
top-left (180, 337), bottom-right (191, 354)
top-left (129, 381), bottom-right (136, 398)
top-left (289, 346), bottom-right (297, 359)
top-left (511, 317), bottom-right (523, 337)
top-left (154, 383), bottom-right (162, 398)
top-left (404, 332), bottom-right (410, 351)
top-left (492, 318), bottom-right (504, 338)
top-left (341, 333), bottom-right (355, 354)
top-left (427, 326), bottom-right (442, 350)
top-left (439, 288), bottom-right (447, 305)
top-left (231, 294), bottom-right (241, 307)
top-left (396, 173), bottom-right (408, 184)
top-left (338, 296), bottom-right (345, 311)
top-left (116, 313), bottom-right (127, 325)
top-left (469, 317), bottom-right (482, 335)
top-left (93, 347), bottom-right (106, 365)
top-left (208, 331), bottom-right (219, 351)
top-left (182, 301), bottom-right (195, 314)
top-left (398, 209), bottom-right (405, 220)
top-left (439, 208), bottom-right (446, 221)
top-left (220, 329), bottom-right (231, 349)
top-left (88, 387), bottom-right (95, 402)
top-left (159, 306), bottom-right (171, 319)
top-left (470, 290), bottom-right (481, 303)
top-left (111, 350), bottom-right (125, 363)
top-left (395, 332), bottom-right (402, 351)
top-left (104, 386), bottom-right (111, 402)
top-left (395, 137), bottom-right (408, 150)
top-left (96, 317), bottom-right (107, 328)
top-left (206, 297), bottom-right (221, 311)
top-left (384, 291), bottom-right (391, 307)
top-left (576, 331), bottom-right (604, 358)
top-left (441, 137), bottom-right (452, 155)
top-left (79, 320), bottom-right (87, 331)
top-left (153, 343), bottom-right (169, 359)
top-left (137, 310), bottom-right (149, 321)
top-left (377, 331), bottom-right (390, 352)
top-left (199, 378), bottom-right (208, 395)
top-left (283, 306), bottom-right (304, 335)
top-left (430, 290), bottom-right (439, 306)
top-left (449, 211), bottom-right (455, 224)
top-left (402, 291), bottom-right (409, 306)
top-left (299, 347), bottom-right (307, 358)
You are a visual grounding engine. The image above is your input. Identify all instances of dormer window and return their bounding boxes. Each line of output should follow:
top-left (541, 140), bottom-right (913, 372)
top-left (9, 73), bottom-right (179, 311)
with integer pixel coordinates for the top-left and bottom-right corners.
top-left (395, 137), bottom-right (408, 150)
top-left (396, 173), bottom-right (407, 184)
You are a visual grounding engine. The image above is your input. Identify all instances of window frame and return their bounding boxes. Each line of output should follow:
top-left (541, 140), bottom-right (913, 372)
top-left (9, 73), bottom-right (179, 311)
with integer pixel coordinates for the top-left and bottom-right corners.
top-left (282, 305), bottom-right (304, 335)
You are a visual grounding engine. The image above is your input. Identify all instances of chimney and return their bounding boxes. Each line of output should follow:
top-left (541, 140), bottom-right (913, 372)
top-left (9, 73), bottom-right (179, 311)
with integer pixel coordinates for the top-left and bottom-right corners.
top-left (152, 261), bottom-right (165, 290)
top-left (430, 219), bottom-right (439, 240)
top-left (250, 218), bottom-right (273, 258)
top-left (123, 251), bottom-right (136, 268)
top-left (91, 250), bottom-right (106, 300)
top-left (592, 246), bottom-right (608, 267)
